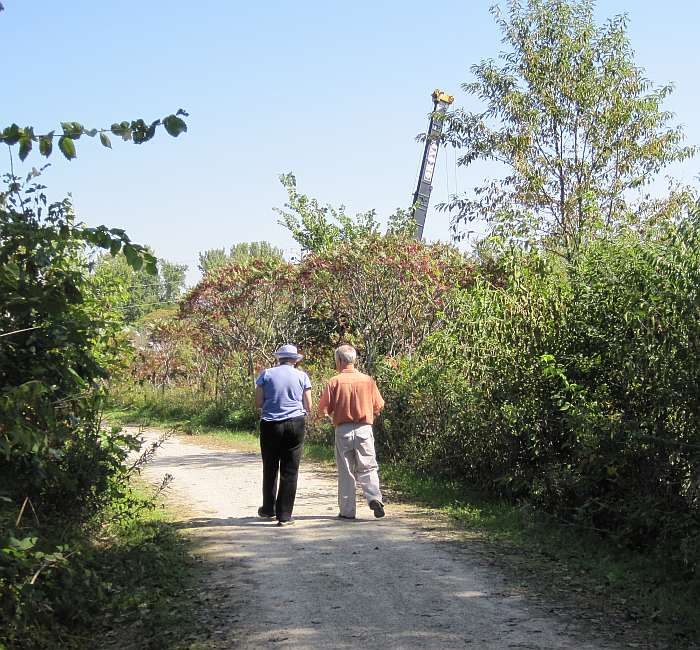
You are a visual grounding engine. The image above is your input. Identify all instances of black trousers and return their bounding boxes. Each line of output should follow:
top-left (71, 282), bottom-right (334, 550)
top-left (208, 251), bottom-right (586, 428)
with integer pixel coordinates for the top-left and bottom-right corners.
top-left (259, 416), bottom-right (305, 521)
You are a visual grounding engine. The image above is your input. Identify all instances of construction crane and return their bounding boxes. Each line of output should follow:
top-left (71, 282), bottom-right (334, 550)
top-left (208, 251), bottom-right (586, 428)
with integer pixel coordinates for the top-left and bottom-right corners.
top-left (411, 89), bottom-right (454, 240)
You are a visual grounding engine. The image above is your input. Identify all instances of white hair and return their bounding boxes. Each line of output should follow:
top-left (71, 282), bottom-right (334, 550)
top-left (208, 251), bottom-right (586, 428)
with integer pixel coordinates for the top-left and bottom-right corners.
top-left (334, 344), bottom-right (357, 365)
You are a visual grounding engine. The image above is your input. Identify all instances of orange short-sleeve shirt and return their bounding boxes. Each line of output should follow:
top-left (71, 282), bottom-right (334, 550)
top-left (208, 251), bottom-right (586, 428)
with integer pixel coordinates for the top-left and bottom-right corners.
top-left (318, 368), bottom-right (385, 426)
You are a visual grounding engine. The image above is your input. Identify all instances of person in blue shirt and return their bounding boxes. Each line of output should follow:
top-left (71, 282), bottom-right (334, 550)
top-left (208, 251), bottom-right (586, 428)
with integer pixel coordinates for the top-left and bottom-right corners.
top-left (254, 344), bottom-right (312, 526)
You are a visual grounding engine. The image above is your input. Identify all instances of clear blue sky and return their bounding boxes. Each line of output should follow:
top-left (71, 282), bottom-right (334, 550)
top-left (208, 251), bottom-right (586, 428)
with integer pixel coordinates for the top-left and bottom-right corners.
top-left (3, 1), bottom-right (699, 284)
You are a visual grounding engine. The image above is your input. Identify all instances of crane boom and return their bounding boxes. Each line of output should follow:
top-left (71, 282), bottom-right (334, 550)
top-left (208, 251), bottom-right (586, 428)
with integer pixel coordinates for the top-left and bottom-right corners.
top-left (412, 89), bottom-right (454, 240)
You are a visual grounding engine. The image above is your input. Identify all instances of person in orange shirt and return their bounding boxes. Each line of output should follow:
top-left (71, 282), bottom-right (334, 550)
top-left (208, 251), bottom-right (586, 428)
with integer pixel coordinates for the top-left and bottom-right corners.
top-left (318, 344), bottom-right (386, 519)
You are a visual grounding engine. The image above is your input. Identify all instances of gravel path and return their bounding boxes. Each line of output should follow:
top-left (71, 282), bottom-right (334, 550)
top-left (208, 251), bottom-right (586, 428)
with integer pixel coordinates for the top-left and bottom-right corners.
top-left (136, 429), bottom-right (615, 649)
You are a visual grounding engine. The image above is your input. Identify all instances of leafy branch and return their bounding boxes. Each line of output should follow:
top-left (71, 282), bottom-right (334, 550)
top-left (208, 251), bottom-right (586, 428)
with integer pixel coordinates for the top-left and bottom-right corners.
top-left (1, 109), bottom-right (189, 162)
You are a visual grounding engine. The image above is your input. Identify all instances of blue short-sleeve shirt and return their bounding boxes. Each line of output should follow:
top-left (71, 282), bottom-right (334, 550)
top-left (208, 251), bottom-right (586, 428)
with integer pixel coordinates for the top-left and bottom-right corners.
top-left (255, 364), bottom-right (312, 421)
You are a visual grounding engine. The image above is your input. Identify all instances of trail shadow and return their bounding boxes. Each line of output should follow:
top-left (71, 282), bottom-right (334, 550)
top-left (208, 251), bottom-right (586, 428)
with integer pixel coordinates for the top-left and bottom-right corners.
top-left (147, 451), bottom-right (260, 471)
top-left (174, 513), bottom-right (615, 650)
top-left (173, 515), bottom-right (342, 530)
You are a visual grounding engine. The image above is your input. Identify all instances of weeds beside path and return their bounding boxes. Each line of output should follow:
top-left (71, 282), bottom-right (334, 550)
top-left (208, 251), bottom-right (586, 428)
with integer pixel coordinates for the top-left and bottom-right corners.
top-left (95, 485), bottom-right (204, 650)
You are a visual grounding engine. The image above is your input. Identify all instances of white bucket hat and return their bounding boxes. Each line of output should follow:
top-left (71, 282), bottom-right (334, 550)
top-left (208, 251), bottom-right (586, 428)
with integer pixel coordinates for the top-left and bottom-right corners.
top-left (273, 344), bottom-right (303, 361)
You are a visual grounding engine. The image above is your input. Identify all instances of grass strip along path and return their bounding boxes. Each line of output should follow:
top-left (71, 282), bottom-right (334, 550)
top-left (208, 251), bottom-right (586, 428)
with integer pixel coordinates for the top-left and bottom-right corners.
top-left (103, 411), bottom-right (699, 649)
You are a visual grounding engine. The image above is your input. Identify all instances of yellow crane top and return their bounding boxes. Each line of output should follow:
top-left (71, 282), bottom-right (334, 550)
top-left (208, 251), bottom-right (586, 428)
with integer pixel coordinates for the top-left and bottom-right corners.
top-left (432, 89), bottom-right (454, 105)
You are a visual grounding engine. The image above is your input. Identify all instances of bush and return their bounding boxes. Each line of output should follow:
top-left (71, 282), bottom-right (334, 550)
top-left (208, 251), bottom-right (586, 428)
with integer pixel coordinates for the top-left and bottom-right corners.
top-left (0, 412), bottom-right (143, 648)
top-left (376, 223), bottom-right (700, 574)
top-left (0, 176), bottom-right (165, 647)
top-left (1, 480), bottom-right (193, 650)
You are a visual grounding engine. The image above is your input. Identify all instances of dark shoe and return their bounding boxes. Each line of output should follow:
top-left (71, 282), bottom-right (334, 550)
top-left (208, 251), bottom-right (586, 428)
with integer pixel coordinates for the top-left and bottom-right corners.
top-left (258, 507), bottom-right (275, 518)
top-left (277, 519), bottom-right (295, 527)
top-left (337, 514), bottom-right (356, 520)
top-left (369, 500), bottom-right (385, 518)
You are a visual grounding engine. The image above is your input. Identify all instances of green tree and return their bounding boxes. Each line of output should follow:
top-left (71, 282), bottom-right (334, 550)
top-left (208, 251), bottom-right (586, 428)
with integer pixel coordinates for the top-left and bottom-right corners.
top-left (198, 241), bottom-right (284, 275)
top-left (275, 173), bottom-right (381, 255)
top-left (276, 173), bottom-right (414, 255)
top-left (197, 248), bottom-right (229, 275)
top-left (93, 251), bottom-right (187, 324)
top-left (159, 258), bottom-right (188, 302)
top-left (442, 0), bottom-right (694, 257)
top-left (230, 241), bottom-right (283, 263)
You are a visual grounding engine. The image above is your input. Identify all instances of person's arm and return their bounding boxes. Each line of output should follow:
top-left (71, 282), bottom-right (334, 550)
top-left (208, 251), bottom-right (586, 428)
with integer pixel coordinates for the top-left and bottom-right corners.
top-left (318, 383), bottom-right (333, 419)
top-left (254, 369), bottom-right (267, 410)
top-left (372, 380), bottom-right (385, 415)
top-left (300, 372), bottom-right (313, 415)
top-left (303, 389), bottom-right (312, 414)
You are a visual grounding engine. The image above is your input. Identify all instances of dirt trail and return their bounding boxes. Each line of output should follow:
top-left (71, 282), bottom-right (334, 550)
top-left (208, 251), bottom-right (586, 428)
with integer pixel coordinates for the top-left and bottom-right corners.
top-left (136, 429), bottom-right (616, 649)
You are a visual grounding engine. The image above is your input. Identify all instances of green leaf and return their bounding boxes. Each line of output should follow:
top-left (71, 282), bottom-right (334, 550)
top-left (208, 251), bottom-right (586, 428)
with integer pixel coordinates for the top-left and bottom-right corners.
top-left (163, 114), bottom-right (188, 137)
top-left (110, 121), bottom-right (132, 141)
top-left (67, 367), bottom-right (88, 387)
top-left (123, 245), bottom-right (143, 271)
top-left (39, 133), bottom-right (54, 157)
top-left (61, 121), bottom-right (83, 139)
top-left (100, 132), bottom-right (112, 149)
top-left (18, 135), bottom-right (32, 161)
top-left (58, 136), bottom-right (76, 160)
top-left (119, 121), bottom-right (132, 141)
top-left (2, 123), bottom-right (21, 146)
top-left (145, 120), bottom-right (158, 141)
top-left (143, 253), bottom-right (158, 276)
top-left (9, 536), bottom-right (37, 551)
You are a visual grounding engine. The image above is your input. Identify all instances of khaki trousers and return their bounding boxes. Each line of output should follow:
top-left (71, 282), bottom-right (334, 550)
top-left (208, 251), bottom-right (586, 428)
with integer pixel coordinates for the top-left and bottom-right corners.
top-left (335, 422), bottom-right (382, 518)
